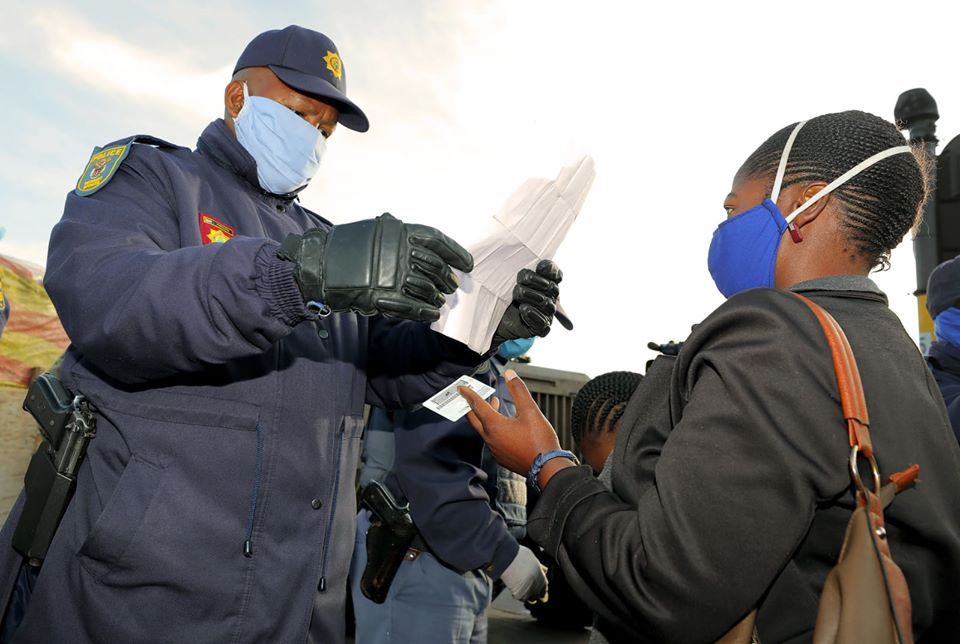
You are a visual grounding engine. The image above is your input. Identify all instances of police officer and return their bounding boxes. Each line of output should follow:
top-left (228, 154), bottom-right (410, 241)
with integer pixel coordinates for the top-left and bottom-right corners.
top-left (350, 338), bottom-right (554, 644)
top-left (0, 26), bottom-right (563, 644)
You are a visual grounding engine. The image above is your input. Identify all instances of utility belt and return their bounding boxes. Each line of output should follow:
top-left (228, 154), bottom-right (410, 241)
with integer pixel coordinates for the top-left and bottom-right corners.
top-left (12, 373), bottom-right (96, 567)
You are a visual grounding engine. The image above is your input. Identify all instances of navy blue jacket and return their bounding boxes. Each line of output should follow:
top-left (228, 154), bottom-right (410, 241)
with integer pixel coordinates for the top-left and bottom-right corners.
top-left (390, 360), bottom-right (521, 577)
top-left (0, 120), bottom-right (483, 644)
top-left (926, 340), bottom-right (960, 443)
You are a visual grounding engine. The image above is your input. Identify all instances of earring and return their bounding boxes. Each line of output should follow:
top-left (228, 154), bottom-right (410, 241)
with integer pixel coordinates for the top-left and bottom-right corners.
top-left (788, 223), bottom-right (804, 243)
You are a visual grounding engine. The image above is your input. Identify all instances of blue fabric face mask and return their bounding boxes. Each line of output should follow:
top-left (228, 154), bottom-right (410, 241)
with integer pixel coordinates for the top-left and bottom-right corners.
top-left (234, 82), bottom-right (327, 195)
top-left (935, 308), bottom-right (960, 347)
top-left (707, 121), bottom-right (912, 299)
top-left (708, 199), bottom-right (788, 298)
top-left (498, 337), bottom-right (535, 359)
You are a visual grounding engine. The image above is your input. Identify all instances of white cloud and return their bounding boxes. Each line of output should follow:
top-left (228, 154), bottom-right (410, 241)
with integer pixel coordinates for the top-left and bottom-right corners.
top-left (29, 8), bottom-right (231, 120)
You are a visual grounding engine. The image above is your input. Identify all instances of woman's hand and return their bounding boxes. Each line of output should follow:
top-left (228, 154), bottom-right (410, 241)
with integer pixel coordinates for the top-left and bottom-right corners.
top-left (459, 370), bottom-right (574, 488)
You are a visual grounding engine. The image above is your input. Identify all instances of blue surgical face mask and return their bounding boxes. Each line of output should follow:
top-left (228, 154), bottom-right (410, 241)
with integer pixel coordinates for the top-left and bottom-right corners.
top-left (234, 82), bottom-right (327, 195)
top-left (498, 337), bottom-right (535, 359)
top-left (935, 308), bottom-right (960, 347)
top-left (707, 121), bottom-right (912, 299)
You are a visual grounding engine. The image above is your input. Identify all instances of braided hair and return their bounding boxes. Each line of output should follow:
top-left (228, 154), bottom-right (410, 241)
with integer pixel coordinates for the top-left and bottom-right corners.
top-left (736, 110), bottom-right (929, 270)
top-left (571, 371), bottom-right (643, 448)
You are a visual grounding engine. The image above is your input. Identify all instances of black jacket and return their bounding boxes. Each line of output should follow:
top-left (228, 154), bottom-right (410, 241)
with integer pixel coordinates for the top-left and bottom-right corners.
top-left (529, 282), bottom-right (960, 643)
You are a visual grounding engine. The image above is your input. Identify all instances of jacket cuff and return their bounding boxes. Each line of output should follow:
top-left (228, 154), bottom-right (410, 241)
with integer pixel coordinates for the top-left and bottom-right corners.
top-left (485, 529), bottom-right (521, 580)
top-left (254, 243), bottom-right (314, 327)
top-left (527, 464), bottom-right (608, 559)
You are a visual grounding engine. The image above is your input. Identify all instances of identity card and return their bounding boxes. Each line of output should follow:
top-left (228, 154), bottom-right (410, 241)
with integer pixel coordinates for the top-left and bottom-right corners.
top-left (423, 375), bottom-right (496, 422)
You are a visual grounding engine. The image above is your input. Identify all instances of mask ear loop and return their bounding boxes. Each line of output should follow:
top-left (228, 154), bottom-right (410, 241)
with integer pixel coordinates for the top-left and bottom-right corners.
top-left (781, 145), bottom-right (913, 237)
top-left (771, 121), bottom-right (807, 243)
top-left (238, 81), bottom-right (249, 115)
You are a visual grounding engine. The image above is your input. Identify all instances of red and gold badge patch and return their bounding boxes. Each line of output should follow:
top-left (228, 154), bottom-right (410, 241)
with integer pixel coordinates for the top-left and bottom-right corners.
top-left (199, 213), bottom-right (235, 245)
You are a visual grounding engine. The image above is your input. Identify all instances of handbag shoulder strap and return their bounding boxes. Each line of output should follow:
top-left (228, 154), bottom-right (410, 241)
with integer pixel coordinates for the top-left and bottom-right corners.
top-left (789, 292), bottom-right (919, 498)
top-left (790, 292), bottom-right (873, 457)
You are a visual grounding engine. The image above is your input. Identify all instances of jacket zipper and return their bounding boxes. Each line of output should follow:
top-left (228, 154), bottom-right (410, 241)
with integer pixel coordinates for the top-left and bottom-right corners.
top-left (317, 423), bottom-right (345, 591)
top-left (243, 424), bottom-right (265, 557)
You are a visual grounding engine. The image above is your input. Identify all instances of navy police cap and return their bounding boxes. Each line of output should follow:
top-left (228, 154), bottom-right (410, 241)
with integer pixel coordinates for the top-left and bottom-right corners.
top-left (234, 25), bottom-right (369, 132)
top-left (927, 255), bottom-right (960, 318)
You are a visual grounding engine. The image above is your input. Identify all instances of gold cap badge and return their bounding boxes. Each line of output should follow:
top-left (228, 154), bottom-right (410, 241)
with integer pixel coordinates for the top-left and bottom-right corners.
top-left (323, 50), bottom-right (342, 81)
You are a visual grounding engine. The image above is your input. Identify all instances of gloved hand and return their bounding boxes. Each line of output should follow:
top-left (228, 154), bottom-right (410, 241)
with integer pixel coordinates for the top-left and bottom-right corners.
top-left (278, 213), bottom-right (474, 322)
top-left (493, 260), bottom-right (562, 343)
top-left (501, 545), bottom-right (548, 603)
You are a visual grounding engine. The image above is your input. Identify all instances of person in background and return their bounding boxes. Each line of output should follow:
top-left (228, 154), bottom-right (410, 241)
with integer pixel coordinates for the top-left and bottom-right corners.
top-left (924, 255), bottom-right (960, 443)
top-left (528, 369), bottom-right (643, 642)
top-left (350, 334), bottom-right (561, 644)
top-left (570, 371), bottom-right (643, 474)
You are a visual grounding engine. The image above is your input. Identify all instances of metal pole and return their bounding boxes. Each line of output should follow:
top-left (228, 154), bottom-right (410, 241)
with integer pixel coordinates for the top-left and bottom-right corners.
top-left (895, 88), bottom-right (939, 351)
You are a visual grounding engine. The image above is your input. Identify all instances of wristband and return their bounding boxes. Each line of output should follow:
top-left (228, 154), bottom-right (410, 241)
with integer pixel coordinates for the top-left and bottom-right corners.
top-left (527, 450), bottom-right (579, 492)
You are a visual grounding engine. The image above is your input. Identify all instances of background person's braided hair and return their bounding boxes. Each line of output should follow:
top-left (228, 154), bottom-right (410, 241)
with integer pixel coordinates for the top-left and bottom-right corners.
top-left (571, 371), bottom-right (643, 448)
top-left (736, 110), bottom-right (929, 271)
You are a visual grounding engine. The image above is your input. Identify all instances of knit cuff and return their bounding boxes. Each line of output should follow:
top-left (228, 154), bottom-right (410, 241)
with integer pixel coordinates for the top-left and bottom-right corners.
top-left (254, 243), bottom-right (315, 327)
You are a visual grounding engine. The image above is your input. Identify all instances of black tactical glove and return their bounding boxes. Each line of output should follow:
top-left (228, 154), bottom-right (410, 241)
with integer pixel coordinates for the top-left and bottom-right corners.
top-left (493, 259), bottom-right (562, 343)
top-left (278, 213), bottom-right (474, 322)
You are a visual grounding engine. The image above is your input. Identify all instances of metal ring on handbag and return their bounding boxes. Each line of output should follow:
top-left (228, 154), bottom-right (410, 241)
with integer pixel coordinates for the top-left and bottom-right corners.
top-left (849, 445), bottom-right (881, 497)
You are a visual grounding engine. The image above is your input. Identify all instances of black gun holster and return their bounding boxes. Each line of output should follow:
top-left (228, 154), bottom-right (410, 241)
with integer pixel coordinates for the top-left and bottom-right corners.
top-left (359, 481), bottom-right (418, 603)
top-left (12, 373), bottom-right (96, 567)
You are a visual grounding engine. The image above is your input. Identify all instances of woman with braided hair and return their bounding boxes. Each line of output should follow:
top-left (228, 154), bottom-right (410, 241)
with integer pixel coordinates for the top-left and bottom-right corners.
top-left (461, 110), bottom-right (960, 642)
top-left (571, 371), bottom-right (643, 473)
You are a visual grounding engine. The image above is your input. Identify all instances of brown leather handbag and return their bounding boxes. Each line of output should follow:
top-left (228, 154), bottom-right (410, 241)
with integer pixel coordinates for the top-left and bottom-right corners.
top-left (718, 293), bottom-right (917, 644)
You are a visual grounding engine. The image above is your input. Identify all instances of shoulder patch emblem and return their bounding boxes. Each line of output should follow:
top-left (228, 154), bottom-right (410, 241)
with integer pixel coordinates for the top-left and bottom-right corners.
top-left (75, 139), bottom-right (134, 196)
top-left (199, 213), bottom-right (235, 245)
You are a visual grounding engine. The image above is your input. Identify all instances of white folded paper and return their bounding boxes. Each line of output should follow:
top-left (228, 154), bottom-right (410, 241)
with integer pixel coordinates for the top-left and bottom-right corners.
top-left (431, 155), bottom-right (595, 353)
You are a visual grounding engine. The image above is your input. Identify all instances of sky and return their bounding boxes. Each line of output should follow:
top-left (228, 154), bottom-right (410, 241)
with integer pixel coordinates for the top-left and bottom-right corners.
top-left (2, 0), bottom-right (960, 379)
